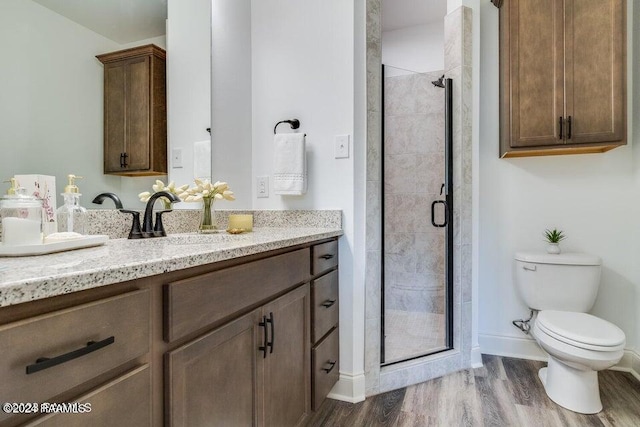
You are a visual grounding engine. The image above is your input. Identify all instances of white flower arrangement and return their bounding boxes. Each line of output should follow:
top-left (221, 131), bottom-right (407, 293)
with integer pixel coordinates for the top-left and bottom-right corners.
top-left (138, 180), bottom-right (189, 204)
top-left (178, 179), bottom-right (236, 203)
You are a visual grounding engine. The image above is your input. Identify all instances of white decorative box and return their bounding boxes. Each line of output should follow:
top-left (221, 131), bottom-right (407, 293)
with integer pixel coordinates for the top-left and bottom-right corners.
top-left (14, 175), bottom-right (57, 236)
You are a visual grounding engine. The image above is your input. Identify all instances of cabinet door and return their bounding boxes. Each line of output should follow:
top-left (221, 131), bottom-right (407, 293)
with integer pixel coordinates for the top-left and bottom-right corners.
top-left (262, 285), bottom-right (310, 427)
top-left (564, 0), bottom-right (625, 144)
top-left (104, 63), bottom-right (126, 173)
top-left (166, 309), bottom-right (263, 427)
top-left (500, 0), bottom-right (564, 149)
top-left (125, 56), bottom-right (151, 171)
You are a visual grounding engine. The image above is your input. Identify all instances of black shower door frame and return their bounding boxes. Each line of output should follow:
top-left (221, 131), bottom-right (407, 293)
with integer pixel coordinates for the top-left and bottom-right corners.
top-left (380, 65), bottom-right (454, 366)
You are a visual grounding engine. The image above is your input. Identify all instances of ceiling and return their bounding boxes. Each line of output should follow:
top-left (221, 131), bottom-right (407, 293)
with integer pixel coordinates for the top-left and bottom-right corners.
top-left (382, 0), bottom-right (447, 32)
top-left (33, 0), bottom-right (167, 44)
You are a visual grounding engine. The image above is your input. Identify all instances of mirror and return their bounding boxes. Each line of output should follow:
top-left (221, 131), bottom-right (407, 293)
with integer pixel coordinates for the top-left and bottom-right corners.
top-left (0, 0), bottom-right (212, 210)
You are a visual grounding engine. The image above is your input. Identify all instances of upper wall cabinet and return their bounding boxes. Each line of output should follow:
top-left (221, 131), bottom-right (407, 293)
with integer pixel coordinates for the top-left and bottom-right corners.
top-left (497, 0), bottom-right (626, 158)
top-left (97, 45), bottom-right (167, 176)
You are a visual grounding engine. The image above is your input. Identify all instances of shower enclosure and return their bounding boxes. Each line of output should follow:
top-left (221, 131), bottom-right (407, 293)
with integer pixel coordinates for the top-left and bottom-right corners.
top-left (381, 65), bottom-right (453, 365)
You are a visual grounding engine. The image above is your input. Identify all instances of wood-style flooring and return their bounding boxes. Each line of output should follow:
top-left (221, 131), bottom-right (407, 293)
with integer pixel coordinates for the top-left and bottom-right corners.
top-left (306, 355), bottom-right (640, 427)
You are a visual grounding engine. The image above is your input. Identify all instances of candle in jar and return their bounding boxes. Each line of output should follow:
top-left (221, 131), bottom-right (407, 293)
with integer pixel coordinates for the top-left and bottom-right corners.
top-left (2, 217), bottom-right (42, 246)
top-left (228, 214), bottom-right (253, 231)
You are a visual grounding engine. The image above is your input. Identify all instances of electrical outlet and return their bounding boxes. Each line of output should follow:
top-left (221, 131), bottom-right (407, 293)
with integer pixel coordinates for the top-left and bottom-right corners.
top-left (257, 176), bottom-right (269, 198)
top-left (335, 135), bottom-right (350, 159)
top-left (172, 148), bottom-right (183, 168)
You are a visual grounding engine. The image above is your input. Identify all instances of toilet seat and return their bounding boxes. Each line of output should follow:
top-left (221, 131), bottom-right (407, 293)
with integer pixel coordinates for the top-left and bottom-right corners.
top-left (536, 310), bottom-right (625, 352)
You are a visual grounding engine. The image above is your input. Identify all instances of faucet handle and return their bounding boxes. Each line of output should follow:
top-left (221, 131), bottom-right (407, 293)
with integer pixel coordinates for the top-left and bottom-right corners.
top-left (153, 210), bottom-right (173, 237)
top-left (119, 210), bottom-right (144, 239)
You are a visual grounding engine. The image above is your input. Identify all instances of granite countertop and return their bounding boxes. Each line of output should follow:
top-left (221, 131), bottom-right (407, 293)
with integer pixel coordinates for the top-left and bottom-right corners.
top-left (0, 227), bottom-right (343, 308)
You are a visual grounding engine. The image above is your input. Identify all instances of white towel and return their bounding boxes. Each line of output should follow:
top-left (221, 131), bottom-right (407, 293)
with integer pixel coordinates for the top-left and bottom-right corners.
top-left (273, 133), bottom-right (307, 195)
top-left (193, 140), bottom-right (211, 180)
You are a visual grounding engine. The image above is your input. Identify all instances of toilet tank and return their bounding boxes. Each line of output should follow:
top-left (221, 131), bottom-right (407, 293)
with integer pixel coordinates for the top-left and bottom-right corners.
top-left (514, 252), bottom-right (602, 312)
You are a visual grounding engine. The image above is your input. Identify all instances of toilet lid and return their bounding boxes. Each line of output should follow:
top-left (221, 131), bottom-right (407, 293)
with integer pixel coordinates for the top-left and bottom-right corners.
top-left (537, 310), bottom-right (625, 349)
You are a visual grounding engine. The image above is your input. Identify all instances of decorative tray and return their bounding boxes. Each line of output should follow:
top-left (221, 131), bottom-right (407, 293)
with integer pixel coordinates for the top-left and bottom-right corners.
top-left (0, 235), bottom-right (109, 257)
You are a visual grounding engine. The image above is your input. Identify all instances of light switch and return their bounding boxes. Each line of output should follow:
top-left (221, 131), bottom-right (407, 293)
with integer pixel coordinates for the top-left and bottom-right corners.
top-left (172, 148), bottom-right (183, 168)
top-left (335, 135), bottom-right (350, 159)
top-left (257, 176), bottom-right (269, 198)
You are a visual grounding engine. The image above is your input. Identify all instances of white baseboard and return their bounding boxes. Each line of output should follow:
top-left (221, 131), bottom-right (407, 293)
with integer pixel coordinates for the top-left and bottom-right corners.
top-left (327, 371), bottom-right (366, 404)
top-left (471, 346), bottom-right (483, 368)
top-left (479, 333), bottom-right (640, 380)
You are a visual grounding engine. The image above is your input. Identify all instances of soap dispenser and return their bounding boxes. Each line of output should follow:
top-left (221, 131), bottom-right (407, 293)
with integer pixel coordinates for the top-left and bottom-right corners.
top-left (56, 175), bottom-right (87, 235)
top-left (0, 178), bottom-right (44, 246)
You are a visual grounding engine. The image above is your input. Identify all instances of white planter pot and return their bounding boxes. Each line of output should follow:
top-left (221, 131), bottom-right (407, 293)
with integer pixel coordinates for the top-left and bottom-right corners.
top-left (546, 243), bottom-right (561, 254)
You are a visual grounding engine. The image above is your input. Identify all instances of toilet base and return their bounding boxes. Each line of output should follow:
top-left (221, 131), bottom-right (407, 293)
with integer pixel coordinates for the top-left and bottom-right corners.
top-left (539, 356), bottom-right (602, 414)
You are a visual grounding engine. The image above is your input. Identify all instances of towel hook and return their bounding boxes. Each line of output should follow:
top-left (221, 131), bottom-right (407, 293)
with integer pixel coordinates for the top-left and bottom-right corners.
top-left (274, 119), bottom-right (300, 134)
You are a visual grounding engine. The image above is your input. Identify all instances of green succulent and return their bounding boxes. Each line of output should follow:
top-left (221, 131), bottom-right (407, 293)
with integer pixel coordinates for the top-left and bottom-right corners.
top-left (544, 228), bottom-right (566, 244)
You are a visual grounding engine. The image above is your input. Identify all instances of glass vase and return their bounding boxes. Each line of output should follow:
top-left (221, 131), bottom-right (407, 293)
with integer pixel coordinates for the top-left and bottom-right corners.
top-left (198, 197), bottom-right (217, 233)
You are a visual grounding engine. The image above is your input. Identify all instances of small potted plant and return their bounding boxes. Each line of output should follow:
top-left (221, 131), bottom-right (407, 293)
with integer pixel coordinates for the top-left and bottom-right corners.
top-left (544, 228), bottom-right (566, 254)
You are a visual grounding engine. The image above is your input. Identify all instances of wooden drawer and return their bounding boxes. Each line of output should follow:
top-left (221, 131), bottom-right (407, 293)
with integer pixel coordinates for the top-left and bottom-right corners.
top-left (311, 240), bottom-right (338, 276)
top-left (0, 290), bottom-right (149, 421)
top-left (312, 327), bottom-right (339, 410)
top-left (28, 364), bottom-right (151, 426)
top-left (311, 270), bottom-right (339, 343)
top-left (165, 248), bottom-right (310, 342)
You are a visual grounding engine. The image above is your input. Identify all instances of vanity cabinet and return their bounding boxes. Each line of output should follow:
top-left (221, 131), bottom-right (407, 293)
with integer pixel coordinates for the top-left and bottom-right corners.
top-left (0, 237), bottom-right (339, 427)
top-left (498, 0), bottom-right (626, 157)
top-left (97, 44), bottom-right (167, 176)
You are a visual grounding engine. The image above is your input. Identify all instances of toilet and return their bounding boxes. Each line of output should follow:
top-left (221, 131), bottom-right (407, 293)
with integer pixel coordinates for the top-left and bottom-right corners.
top-left (514, 252), bottom-right (625, 414)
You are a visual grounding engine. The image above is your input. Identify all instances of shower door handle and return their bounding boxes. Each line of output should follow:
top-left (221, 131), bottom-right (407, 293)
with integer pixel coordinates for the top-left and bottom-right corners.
top-left (431, 200), bottom-right (448, 228)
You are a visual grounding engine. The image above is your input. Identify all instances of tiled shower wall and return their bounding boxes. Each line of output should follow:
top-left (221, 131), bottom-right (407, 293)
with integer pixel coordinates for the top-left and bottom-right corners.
top-left (383, 70), bottom-right (446, 326)
top-left (364, 2), bottom-right (473, 396)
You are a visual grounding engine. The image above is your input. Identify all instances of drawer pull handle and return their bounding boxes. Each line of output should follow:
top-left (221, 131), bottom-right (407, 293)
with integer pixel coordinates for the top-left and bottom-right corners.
top-left (319, 254), bottom-right (334, 260)
top-left (26, 336), bottom-right (115, 375)
top-left (322, 360), bottom-right (337, 374)
top-left (267, 312), bottom-right (275, 354)
top-left (259, 316), bottom-right (268, 359)
top-left (321, 299), bottom-right (336, 308)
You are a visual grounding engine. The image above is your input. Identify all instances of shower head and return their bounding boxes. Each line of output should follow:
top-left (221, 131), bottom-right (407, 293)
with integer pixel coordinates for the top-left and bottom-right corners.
top-left (431, 75), bottom-right (445, 88)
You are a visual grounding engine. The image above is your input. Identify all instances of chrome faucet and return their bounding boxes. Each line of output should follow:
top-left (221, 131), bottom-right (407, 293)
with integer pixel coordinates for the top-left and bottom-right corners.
top-left (119, 191), bottom-right (180, 239)
top-left (92, 192), bottom-right (123, 209)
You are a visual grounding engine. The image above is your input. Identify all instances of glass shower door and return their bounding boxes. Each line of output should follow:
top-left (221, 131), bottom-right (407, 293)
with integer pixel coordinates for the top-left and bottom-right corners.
top-left (381, 65), bottom-right (453, 365)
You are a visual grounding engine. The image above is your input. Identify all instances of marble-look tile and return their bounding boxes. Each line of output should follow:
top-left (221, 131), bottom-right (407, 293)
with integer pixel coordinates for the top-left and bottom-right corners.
top-left (365, 316), bottom-right (381, 371)
top-left (444, 8), bottom-right (463, 71)
top-left (367, 111), bottom-right (382, 181)
top-left (384, 253), bottom-right (416, 274)
top-left (384, 154), bottom-right (417, 194)
top-left (383, 194), bottom-right (418, 233)
top-left (385, 232), bottom-right (415, 255)
top-left (366, 251), bottom-right (381, 320)
top-left (416, 154), bottom-right (445, 195)
top-left (461, 245), bottom-right (472, 302)
top-left (462, 301), bottom-right (473, 367)
top-left (415, 233), bottom-right (445, 276)
top-left (366, 181), bottom-right (381, 251)
top-left (463, 7), bottom-right (473, 68)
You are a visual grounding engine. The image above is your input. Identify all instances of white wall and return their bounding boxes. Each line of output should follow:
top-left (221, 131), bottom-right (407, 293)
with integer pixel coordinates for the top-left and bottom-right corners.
top-left (251, 0), bottom-right (364, 394)
top-left (478, 0), bottom-right (639, 355)
top-left (0, 0), bottom-right (165, 210)
top-left (210, 0), bottom-right (252, 209)
top-left (167, 0), bottom-right (213, 207)
top-left (382, 22), bottom-right (445, 74)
